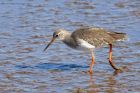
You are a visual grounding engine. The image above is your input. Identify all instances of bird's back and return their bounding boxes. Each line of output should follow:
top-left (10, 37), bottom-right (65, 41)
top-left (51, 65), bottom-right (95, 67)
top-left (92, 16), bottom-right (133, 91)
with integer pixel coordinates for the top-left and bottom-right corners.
top-left (71, 27), bottom-right (127, 48)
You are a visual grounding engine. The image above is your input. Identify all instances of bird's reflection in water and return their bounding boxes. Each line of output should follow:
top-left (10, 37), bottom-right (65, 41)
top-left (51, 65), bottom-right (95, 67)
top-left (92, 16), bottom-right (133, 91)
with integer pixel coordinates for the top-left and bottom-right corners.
top-left (74, 69), bottom-right (124, 93)
top-left (89, 72), bottom-right (100, 93)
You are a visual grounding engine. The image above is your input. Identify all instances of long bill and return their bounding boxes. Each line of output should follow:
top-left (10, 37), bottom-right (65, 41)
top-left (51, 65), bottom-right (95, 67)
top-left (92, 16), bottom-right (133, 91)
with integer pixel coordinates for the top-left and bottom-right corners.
top-left (44, 37), bottom-right (56, 51)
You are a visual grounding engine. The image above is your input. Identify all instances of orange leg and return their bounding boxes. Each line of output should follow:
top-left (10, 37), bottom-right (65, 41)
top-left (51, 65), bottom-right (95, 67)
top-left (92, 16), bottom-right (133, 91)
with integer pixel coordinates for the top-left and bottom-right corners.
top-left (109, 44), bottom-right (120, 70)
top-left (89, 49), bottom-right (95, 74)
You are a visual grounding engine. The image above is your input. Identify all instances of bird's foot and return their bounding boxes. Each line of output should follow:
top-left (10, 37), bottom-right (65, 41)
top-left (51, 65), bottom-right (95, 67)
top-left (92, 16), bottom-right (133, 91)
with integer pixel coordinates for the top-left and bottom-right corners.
top-left (117, 66), bottom-right (128, 71)
top-left (116, 68), bottom-right (123, 72)
top-left (114, 66), bottom-right (128, 75)
top-left (115, 67), bottom-right (124, 72)
top-left (82, 70), bottom-right (93, 75)
top-left (88, 70), bottom-right (93, 75)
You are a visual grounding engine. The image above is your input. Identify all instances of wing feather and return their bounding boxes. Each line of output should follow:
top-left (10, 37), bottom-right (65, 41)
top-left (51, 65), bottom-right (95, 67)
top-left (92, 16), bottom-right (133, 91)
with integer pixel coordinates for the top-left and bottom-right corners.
top-left (71, 27), bottom-right (115, 47)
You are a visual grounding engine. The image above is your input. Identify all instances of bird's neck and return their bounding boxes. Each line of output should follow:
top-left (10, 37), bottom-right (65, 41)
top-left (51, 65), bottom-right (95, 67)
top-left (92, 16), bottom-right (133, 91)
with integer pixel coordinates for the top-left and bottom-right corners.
top-left (62, 32), bottom-right (72, 42)
top-left (62, 32), bottom-right (77, 48)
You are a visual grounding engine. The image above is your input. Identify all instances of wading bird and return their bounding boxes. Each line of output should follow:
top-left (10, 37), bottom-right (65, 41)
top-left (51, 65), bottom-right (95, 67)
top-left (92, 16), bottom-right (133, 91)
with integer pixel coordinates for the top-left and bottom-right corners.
top-left (44, 27), bottom-right (127, 74)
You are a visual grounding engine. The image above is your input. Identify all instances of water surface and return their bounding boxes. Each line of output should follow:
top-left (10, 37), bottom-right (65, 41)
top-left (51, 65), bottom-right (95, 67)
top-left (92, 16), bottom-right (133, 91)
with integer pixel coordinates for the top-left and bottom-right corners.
top-left (0, 0), bottom-right (140, 93)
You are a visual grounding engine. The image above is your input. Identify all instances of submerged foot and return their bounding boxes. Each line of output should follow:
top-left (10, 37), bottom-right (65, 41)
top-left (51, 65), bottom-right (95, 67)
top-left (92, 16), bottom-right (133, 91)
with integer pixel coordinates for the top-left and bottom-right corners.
top-left (82, 70), bottom-right (93, 75)
top-left (114, 66), bottom-right (128, 75)
top-left (88, 70), bottom-right (93, 75)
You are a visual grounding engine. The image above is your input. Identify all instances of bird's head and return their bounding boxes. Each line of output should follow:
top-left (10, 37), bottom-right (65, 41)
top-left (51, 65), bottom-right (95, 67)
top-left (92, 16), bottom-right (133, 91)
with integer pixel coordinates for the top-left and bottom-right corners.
top-left (43, 29), bottom-right (68, 51)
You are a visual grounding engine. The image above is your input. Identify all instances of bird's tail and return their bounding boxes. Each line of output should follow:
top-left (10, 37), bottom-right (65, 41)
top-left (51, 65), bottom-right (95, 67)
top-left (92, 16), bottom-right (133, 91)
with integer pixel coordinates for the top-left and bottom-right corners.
top-left (108, 32), bottom-right (128, 41)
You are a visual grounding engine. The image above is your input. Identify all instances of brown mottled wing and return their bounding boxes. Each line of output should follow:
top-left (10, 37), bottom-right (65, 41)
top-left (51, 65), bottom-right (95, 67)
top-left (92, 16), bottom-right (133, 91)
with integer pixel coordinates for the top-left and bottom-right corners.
top-left (107, 31), bottom-right (127, 41)
top-left (71, 27), bottom-right (115, 48)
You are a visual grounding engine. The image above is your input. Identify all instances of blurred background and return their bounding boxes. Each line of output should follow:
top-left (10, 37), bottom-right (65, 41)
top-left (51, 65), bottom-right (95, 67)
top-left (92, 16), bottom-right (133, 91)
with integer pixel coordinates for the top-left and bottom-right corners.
top-left (0, 0), bottom-right (140, 93)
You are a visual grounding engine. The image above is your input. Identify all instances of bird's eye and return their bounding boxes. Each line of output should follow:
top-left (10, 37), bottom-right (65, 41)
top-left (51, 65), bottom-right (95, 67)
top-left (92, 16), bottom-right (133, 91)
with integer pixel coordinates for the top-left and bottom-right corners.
top-left (55, 35), bottom-right (58, 37)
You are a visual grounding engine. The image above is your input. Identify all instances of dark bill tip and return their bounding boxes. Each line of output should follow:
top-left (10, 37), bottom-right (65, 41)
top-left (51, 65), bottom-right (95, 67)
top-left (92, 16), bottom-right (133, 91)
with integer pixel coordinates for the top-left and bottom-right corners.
top-left (43, 38), bottom-right (55, 51)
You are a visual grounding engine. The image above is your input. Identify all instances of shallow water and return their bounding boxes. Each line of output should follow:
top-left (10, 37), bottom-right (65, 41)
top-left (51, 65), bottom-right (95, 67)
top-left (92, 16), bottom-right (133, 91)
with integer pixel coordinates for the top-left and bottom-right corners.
top-left (0, 0), bottom-right (140, 93)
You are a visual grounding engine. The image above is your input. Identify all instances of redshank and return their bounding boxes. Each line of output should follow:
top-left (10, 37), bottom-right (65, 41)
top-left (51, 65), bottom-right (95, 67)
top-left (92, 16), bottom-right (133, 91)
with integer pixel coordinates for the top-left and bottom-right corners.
top-left (44, 27), bottom-right (127, 74)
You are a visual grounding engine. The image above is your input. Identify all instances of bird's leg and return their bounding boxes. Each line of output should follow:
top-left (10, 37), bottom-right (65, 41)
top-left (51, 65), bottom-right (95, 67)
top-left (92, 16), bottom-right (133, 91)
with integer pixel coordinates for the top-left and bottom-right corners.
top-left (89, 49), bottom-right (95, 74)
top-left (109, 44), bottom-right (120, 70)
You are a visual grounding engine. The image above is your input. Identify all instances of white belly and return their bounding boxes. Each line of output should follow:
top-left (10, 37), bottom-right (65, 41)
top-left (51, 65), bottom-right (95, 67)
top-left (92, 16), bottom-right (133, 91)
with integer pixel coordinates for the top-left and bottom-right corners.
top-left (76, 39), bottom-right (95, 50)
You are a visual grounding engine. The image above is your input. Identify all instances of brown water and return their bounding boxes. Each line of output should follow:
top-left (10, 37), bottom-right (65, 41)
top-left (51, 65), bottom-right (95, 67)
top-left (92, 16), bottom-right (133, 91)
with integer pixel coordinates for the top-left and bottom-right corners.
top-left (0, 0), bottom-right (140, 93)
